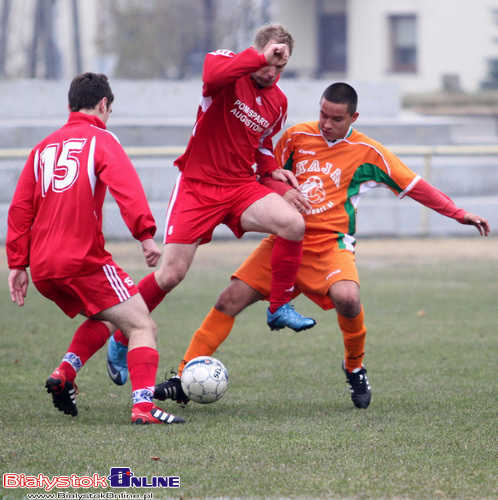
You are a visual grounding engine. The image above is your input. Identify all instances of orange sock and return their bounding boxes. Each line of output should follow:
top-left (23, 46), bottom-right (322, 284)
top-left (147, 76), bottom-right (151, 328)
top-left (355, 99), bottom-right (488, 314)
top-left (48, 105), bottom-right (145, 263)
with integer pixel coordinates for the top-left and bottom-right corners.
top-left (178, 307), bottom-right (235, 376)
top-left (337, 307), bottom-right (367, 372)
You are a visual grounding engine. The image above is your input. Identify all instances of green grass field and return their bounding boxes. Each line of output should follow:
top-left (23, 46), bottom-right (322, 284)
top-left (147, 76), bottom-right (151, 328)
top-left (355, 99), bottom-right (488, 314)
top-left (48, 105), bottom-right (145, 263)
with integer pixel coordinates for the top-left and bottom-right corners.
top-left (1, 238), bottom-right (497, 500)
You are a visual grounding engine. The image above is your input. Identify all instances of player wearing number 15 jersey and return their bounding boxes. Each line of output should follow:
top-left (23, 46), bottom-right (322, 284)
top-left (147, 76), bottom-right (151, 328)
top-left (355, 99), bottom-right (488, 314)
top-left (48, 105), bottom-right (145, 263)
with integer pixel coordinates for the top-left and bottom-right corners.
top-left (7, 73), bottom-right (184, 425)
top-left (7, 103), bottom-right (155, 283)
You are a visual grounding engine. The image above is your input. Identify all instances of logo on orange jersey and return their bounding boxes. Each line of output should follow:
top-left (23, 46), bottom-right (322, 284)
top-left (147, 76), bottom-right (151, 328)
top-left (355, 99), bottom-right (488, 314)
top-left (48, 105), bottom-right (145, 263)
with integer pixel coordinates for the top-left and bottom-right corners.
top-left (300, 176), bottom-right (326, 204)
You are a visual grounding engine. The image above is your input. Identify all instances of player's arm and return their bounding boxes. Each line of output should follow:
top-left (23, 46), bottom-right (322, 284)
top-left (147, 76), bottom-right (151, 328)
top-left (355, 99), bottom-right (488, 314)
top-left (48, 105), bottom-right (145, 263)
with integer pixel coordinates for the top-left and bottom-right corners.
top-left (254, 94), bottom-right (289, 177)
top-left (97, 137), bottom-right (158, 244)
top-left (407, 178), bottom-right (490, 236)
top-left (258, 130), bottom-right (311, 212)
top-left (6, 151), bottom-right (37, 272)
top-left (202, 48), bottom-right (266, 95)
top-left (6, 152), bottom-right (37, 306)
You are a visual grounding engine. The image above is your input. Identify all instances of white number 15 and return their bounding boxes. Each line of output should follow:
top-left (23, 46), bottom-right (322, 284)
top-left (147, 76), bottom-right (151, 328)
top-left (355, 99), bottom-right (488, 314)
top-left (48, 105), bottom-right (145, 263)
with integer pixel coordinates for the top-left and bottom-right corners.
top-left (40, 139), bottom-right (86, 197)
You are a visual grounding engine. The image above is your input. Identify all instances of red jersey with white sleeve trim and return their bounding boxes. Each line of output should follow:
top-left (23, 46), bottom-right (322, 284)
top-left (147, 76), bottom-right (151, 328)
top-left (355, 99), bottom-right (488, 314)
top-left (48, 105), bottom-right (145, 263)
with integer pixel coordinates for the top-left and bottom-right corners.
top-left (174, 47), bottom-right (287, 185)
top-left (7, 112), bottom-right (156, 281)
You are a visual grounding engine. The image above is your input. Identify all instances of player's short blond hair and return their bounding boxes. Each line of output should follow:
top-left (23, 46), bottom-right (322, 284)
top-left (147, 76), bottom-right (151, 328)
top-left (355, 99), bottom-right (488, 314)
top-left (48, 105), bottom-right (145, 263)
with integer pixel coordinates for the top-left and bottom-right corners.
top-left (253, 23), bottom-right (294, 55)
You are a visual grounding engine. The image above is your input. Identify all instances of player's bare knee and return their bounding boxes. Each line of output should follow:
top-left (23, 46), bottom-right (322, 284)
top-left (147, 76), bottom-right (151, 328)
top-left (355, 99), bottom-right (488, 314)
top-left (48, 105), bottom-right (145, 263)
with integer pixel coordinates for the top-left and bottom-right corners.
top-left (214, 286), bottom-right (241, 316)
top-left (278, 211), bottom-right (305, 240)
top-left (156, 265), bottom-right (187, 291)
top-left (335, 295), bottom-right (362, 318)
top-left (214, 279), bottom-right (257, 317)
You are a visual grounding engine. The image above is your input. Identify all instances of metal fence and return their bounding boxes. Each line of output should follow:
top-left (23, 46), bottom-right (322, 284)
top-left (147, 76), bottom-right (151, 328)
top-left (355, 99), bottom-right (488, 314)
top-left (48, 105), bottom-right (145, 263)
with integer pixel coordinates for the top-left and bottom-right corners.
top-left (1, 145), bottom-right (497, 243)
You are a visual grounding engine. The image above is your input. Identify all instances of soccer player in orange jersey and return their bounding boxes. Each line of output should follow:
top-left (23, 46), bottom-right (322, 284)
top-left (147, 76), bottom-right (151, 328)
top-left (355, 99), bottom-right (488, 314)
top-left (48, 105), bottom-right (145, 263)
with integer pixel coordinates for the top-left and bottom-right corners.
top-left (154, 82), bottom-right (490, 409)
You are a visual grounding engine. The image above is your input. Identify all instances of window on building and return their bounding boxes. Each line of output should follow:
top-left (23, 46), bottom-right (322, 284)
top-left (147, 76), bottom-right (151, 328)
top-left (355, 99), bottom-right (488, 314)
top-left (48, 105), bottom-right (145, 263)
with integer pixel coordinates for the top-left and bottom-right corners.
top-left (318, 12), bottom-right (347, 73)
top-left (390, 15), bottom-right (417, 73)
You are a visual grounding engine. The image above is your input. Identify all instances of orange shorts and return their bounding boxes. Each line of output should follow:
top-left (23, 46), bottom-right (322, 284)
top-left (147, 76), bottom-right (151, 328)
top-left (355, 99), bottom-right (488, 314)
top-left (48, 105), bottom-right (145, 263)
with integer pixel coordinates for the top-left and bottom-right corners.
top-left (34, 261), bottom-right (139, 318)
top-left (233, 234), bottom-right (359, 310)
top-left (163, 174), bottom-right (275, 245)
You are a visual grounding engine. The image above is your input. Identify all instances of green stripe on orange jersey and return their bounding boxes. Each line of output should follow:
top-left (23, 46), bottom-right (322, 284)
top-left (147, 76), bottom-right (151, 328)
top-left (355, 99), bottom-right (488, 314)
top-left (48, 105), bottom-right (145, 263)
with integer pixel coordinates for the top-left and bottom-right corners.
top-left (345, 162), bottom-right (406, 235)
top-left (274, 122), bottom-right (420, 247)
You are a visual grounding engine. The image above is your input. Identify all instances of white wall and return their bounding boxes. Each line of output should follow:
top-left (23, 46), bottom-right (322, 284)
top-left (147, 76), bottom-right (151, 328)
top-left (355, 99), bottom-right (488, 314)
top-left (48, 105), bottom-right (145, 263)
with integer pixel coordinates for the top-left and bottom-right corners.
top-left (276, 0), bottom-right (498, 93)
top-left (349, 0), bottom-right (498, 93)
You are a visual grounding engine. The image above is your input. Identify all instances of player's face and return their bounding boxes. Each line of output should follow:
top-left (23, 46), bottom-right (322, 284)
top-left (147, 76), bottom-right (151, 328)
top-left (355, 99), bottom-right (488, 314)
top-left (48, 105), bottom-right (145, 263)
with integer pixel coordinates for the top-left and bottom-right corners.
top-left (318, 98), bottom-right (358, 142)
top-left (251, 40), bottom-right (287, 88)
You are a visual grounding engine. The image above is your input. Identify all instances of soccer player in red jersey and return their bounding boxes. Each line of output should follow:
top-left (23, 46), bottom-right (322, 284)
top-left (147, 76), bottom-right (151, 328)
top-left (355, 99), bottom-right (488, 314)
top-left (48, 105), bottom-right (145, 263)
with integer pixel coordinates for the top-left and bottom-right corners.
top-left (154, 82), bottom-right (490, 409)
top-left (7, 73), bottom-right (184, 425)
top-left (106, 24), bottom-right (316, 387)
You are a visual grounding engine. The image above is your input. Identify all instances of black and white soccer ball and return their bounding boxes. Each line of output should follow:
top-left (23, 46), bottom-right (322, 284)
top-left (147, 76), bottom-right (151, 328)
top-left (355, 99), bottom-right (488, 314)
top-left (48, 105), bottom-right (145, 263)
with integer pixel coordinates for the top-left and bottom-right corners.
top-left (181, 356), bottom-right (229, 404)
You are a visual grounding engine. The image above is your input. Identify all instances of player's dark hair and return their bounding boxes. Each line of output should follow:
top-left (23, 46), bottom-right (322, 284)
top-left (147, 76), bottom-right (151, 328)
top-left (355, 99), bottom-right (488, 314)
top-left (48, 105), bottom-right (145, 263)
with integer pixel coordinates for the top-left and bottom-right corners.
top-left (321, 82), bottom-right (358, 115)
top-left (68, 72), bottom-right (114, 112)
top-left (254, 23), bottom-right (295, 55)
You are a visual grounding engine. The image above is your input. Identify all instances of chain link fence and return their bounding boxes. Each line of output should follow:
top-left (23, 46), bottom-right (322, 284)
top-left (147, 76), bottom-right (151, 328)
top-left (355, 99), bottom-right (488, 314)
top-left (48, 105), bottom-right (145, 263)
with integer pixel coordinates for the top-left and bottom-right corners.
top-left (1, 145), bottom-right (498, 243)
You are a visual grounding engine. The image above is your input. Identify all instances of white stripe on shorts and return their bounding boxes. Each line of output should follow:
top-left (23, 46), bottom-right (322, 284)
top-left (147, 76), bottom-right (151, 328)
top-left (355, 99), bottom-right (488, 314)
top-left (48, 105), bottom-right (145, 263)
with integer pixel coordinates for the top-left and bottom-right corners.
top-left (103, 264), bottom-right (131, 302)
top-left (163, 171), bottom-right (182, 244)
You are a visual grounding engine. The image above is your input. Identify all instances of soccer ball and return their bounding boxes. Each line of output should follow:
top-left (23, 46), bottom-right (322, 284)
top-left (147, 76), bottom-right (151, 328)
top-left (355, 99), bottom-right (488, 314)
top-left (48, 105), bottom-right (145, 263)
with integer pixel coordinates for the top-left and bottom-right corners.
top-left (181, 356), bottom-right (229, 404)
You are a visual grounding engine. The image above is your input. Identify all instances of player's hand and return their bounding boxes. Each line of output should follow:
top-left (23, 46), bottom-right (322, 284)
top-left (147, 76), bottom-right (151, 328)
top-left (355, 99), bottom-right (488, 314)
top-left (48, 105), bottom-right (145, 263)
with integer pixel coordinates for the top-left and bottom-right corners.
top-left (8, 269), bottom-right (29, 306)
top-left (141, 238), bottom-right (162, 267)
top-left (271, 168), bottom-right (300, 189)
top-left (283, 188), bottom-right (310, 213)
top-left (463, 213), bottom-right (490, 236)
top-left (264, 43), bottom-right (289, 66)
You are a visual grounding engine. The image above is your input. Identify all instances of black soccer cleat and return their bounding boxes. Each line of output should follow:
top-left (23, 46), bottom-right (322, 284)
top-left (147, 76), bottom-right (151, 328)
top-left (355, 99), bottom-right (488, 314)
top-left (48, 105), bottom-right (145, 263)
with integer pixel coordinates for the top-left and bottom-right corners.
top-left (154, 375), bottom-right (190, 405)
top-left (45, 368), bottom-right (78, 417)
top-left (342, 360), bottom-right (371, 409)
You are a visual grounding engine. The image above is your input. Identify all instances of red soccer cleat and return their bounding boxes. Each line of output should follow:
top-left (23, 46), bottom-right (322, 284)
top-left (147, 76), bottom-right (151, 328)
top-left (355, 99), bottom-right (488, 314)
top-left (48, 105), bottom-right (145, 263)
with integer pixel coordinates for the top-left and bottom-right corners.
top-left (131, 405), bottom-right (186, 425)
top-left (45, 368), bottom-right (78, 417)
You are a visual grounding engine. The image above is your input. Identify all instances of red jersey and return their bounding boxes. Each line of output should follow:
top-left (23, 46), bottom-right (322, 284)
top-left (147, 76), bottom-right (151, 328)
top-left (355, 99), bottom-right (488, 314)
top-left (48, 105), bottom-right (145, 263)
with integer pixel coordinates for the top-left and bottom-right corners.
top-left (174, 47), bottom-right (287, 186)
top-left (7, 112), bottom-right (156, 281)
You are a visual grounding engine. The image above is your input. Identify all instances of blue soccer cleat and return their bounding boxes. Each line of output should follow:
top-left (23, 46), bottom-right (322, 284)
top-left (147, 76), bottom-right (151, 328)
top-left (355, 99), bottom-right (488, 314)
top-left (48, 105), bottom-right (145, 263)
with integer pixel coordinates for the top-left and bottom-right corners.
top-left (106, 335), bottom-right (129, 385)
top-left (267, 303), bottom-right (316, 332)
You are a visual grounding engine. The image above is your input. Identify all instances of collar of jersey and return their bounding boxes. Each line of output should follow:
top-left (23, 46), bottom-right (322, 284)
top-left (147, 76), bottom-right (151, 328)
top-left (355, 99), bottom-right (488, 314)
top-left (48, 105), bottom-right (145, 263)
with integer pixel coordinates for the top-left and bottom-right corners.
top-left (320, 125), bottom-right (354, 146)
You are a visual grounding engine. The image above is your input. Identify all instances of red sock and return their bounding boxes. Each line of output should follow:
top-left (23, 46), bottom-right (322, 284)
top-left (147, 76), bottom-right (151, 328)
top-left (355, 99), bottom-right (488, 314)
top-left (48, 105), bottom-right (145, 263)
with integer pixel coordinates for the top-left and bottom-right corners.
top-left (114, 273), bottom-right (167, 347)
top-left (138, 272), bottom-right (168, 312)
top-left (269, 236), bottom-right (303, 313)
top-left (60, 320), bottom-right (110, 383)
top-left (128, 346), bottom-right (159, 412)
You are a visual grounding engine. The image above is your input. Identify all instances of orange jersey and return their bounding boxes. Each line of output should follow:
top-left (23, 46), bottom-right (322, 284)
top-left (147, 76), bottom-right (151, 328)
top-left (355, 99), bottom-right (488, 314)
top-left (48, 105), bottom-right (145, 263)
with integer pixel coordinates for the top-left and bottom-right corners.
top-left (275, 122), bottom-right (420, 250)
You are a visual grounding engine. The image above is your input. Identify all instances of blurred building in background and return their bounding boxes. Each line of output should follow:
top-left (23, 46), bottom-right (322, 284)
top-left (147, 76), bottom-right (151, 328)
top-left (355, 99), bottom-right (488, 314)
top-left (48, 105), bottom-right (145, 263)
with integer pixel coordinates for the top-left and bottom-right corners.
top-left (2, 0), bottom-right (498, 93)
top-left (279, 0), bottom-right (498, 93)
top-left (1, 0), bottom-right (497, 242)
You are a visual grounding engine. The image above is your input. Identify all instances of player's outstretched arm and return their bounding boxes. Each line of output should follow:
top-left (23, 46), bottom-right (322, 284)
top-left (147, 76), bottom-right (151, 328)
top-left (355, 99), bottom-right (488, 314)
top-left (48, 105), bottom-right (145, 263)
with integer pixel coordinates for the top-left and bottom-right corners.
top-left (8, 269), bottom-right (29, 306)
top-left (407, 179), bottom-right (491, 236)
top-left (462, 213), bottom-right (490, 236)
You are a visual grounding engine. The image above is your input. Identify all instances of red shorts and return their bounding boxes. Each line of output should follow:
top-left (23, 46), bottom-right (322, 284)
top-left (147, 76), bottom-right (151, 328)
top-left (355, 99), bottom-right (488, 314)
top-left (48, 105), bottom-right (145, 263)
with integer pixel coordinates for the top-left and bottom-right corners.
top-left (34, 261), bottom-right (139, 318)
top-left (233, 234), bottom-right (359, 310)
top-left (163, 174), bottom-right (275, 244)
